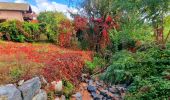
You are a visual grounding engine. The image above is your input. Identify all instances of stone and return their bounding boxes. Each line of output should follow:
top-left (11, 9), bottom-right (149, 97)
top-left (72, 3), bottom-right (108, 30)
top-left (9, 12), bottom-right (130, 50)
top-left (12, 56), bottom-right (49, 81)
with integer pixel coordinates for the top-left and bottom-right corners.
top-left (81, 74), bottom-right (88, 81)
top-left (112, 94), bottom-right (121, 100)
top-left (55, 97), bottom-right (60, 100)
top-left (98, 95), bottom-right (103, 99)
top-left (99, 89), bottom-right (108, 97)
top-left (72, 92), bottom-right (82, 100)
top-left (107, 92), bottom-right (114, 98)
top-left (91, 92), bottom-right (101, 100)
top-left (85, 79), bottom-right (88, 83)
top-left (51, 80), bottom-right (63, 92)
top-left (32, 89), bottom-right (47, 100)
top-left (88, 80), bottom-right (93, 86)
top-left (87, 85), bottom-right (96, 93)
top-left (61, 95), bottom-right (66, 100)
top-left (0, 84), bottom-right (22, 100)
top-left (18, 77), bottom-right (41, 100)
top-left (98, 80), bottom-right (104, 86)
top-left (91, 92), bottom-right (104, 100)
top-left (18, 80), bottom-right (24, 86)
top-left (40, 75), bottom-right (48, 86)
top-left (117, 87), bottom-right (126, 93)
top-left (95, 81), bottom-right (100, 87)
top-left (108, 87), bottom-right (118, 93)
top-left (103, 97), bottom-right (107, 100)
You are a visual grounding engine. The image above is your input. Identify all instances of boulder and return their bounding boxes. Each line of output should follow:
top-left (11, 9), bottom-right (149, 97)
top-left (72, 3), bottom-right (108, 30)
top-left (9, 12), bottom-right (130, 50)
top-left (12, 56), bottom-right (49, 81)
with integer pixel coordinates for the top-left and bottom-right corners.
top-left (18, 77), bottom-right (41, 100)
top-left (32, 89), bottom-right (47, 100)
top-left (0, 84), bottom-right (22, 100)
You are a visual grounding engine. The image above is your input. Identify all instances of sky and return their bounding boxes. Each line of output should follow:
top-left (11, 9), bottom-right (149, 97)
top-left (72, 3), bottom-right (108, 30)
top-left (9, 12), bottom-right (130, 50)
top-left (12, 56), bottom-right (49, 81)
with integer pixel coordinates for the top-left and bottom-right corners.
top-left (0, 0), bottom-right (82, 14)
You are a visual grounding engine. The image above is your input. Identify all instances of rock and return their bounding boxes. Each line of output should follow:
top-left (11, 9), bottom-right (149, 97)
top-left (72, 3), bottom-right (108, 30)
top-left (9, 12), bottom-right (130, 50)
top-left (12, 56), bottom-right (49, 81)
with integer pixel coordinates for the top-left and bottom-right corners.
top-left (98, 80), bottom-right (104, 86)
top-left (95, 81), bottom-right (100, 87)
top-left (40, 75), bottom-right (48, 86)
top-left (18, 77), bottom-right (41, 100)
top-left (88, 80), bottom-right (93, 86)
top-left (0, 84), bottom-right (22, 100)
top-left (51, 80), bottom-right (63, 92)
top-left (81, 74), bottom-right (88, 81)
top-left (107, 92), bottom-right (114, 98)
top-left (18, 80), bottom-right (24, 86)
top-left (99, 89), bottom-right (108, 97)
top-left (112, 94), bottom-right (121, 100)
top-left (108, 87), bottom-right (118, 93)
top-left (91, 92), bottom-right (101, 100)
top-left (102, 97), bottom-right (107, 100)
top-left (117, 87), bottom-right (126, 93)
top-left (72, 92), bottom-right (82, 100)
top-left (61, 95), bottom-right (66, 100)
top-left (32, 89), bottom-right (47, 100)
top-left (87, 85), bottom-right (96, 93)
top-left (54, 97), bottom-right (60, 100)
top-left (98, 95), bottom-right (103, 99)
top-left (85, 79), bottom-right (89, 83)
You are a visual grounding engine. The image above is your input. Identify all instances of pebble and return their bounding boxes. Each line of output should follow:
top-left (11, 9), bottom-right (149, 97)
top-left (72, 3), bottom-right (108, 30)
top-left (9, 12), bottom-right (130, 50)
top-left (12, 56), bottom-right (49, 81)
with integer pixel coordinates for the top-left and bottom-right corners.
top-left (108, 87), bottom-right (118, 93)
top-left (87, 85), bottom-right (96, 93)
top-left (72, 92), bottom-right (82, 100)
top-left (76, 75), bottom-right (126, 100)
top-left (88, 79), bottom-right (93, 85)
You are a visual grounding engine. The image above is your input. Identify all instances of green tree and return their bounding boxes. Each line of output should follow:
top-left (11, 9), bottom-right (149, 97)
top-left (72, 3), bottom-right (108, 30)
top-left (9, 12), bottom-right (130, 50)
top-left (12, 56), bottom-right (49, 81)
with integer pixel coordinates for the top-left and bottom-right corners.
top-left (139, 0), bottom-right (170, 45)
top-left (37, 11), bottom-right (67, 42)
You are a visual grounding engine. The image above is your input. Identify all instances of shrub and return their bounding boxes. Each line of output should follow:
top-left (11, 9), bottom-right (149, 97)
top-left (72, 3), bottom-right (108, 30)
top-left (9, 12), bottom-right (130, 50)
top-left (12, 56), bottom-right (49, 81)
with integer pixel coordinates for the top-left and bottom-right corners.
top-left (101, 45), bottom-right (170, 99)
top-left (23, 22), bottom-right (40, 41)
top-left (10, 67), bottom-right (23, 80)
top-left (126, 76), bottom-right (170, 100)
top-left (58, 19), bottom-right (75, 47)
top-left (101, 50), bottom-right (134, 84)
top-left (63, 80), bottom-right (74, 98)
top-left (0, 20), bottom-right (40, 42)
top-left (38, 11), bottom-right (67, 42)
top-left (85, 56), bottom-right (106, 74)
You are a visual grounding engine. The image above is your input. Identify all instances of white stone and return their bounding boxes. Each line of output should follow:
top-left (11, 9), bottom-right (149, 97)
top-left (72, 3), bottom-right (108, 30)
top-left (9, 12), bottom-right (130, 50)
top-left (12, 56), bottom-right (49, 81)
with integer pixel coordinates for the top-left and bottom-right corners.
top-left (51, 80), bottom-right (63, 92)
top-left (18, 80), bottom-right (25, 86)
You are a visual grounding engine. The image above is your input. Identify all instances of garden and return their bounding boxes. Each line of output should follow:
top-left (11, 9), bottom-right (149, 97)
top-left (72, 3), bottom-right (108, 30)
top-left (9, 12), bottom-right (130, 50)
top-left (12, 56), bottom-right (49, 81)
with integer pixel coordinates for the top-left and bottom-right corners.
top-left (0, 0), bottom-right (170, 100)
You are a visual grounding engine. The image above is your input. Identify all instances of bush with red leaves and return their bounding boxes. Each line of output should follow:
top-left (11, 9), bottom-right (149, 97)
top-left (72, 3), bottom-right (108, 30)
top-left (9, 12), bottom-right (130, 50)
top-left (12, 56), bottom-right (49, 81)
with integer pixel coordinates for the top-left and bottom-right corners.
top-left (58, 19), bottom-right (74, 47)
top-left (0, 41), bottom-right (92, 85)
top-left (74, 16), bottom-right (88, 31)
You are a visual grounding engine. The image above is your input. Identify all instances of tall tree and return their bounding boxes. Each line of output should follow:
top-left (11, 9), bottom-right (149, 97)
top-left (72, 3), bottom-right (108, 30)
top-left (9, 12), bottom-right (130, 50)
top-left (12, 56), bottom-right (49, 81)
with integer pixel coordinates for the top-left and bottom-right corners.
top-left (139, 0), bottom-right (170, 45)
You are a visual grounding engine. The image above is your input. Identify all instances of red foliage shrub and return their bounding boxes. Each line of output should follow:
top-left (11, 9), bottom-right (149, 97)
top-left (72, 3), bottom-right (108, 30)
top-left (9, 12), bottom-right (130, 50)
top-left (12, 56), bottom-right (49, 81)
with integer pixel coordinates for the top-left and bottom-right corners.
top-left (74, 16), bottom-right (88, 31)
top-left (90, 15), bottom-right (120, 49)
top-left (0, 41), bottom-right (92, 85)
top-left (72, 15), bottom-right (120, 51)
top-left (58, 19), bottom-right (74, 47)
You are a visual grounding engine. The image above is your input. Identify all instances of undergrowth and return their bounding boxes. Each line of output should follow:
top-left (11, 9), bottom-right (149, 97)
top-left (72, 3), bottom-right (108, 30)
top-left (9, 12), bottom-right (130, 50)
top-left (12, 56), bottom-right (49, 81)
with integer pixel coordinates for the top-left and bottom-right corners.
top-left (101, 43), bottom-right (170, 99)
